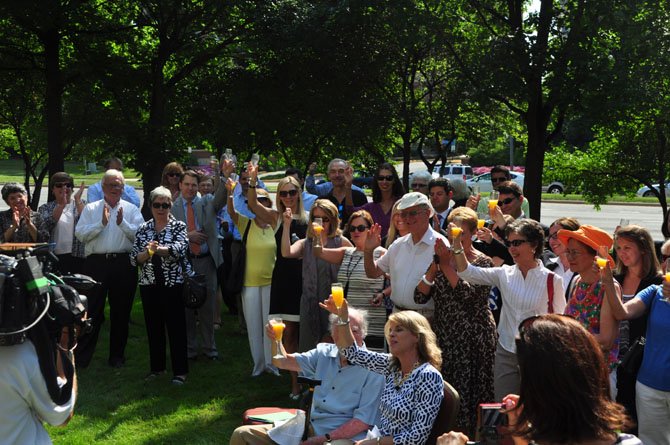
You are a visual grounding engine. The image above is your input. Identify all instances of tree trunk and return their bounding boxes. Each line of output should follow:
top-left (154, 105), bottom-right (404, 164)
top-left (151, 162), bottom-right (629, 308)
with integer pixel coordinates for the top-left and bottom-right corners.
top-left (524, 113), bottom-right (547, 221)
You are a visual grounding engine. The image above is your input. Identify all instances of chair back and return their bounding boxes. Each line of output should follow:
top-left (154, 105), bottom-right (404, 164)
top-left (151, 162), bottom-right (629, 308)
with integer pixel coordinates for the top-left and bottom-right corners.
top-left (426, 380), bottom-right (461, 445)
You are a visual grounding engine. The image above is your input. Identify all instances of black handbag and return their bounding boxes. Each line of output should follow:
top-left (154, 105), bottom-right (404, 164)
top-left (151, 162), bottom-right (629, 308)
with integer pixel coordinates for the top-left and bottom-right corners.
top-left (619, 336), bottom-right (645, 376)
top-left (183, 272), bottom-right (208, 309)
top-left (224, 220), bottom-right (251, 295)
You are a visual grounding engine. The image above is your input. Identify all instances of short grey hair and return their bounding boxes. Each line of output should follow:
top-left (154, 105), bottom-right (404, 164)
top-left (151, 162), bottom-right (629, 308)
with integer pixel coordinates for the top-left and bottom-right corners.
top-left (103, 169), bottom-right (125, 185)
top-left (150, 186), bottom-right (172, 204)
top-left (410, 170), bottom-right (432, 185)
top-left (327, 158), bottom-right (348, 171)
top-left (1, 182), bottom-right (27, 201)
top-left (329, 306), bottom-right (369, 337)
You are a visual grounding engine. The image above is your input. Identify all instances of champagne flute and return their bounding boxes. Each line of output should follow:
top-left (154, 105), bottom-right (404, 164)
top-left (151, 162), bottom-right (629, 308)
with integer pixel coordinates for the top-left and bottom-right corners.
top-left (147, 241), bottom-right (156, 258)
top-left (224, 148), bottom-right (233, 161)
top-left (450, 216), bottom-right (463, 238)
top-left (488, 190), bottom-right (499, 210)
top-left (250, 153), bottom-right (260, 167)
top-left (229, 172), bottom-right (239, 190)
top-left (313, 217), bottom-right (323, 248)
top-left (331, 283), bottom-right (346, 324)
top-left (471, 184), bottom-right (480, 196)
top-left (269, 317), bottom-right (286, 359)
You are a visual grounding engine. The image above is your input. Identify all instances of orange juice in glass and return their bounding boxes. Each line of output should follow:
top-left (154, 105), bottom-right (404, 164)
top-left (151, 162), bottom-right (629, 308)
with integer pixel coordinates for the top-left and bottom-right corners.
top-left (488, 190), bottom-right (499, 210)
top-left (331, 283), bottom-right (346, 324)
top-left (477, 219), bottom-right (486, 229)
top-left (313, 217), bottom-right (324, 248)
top-left (270, 317), bottom-right (286, 359)
top-left (596, 257), bottom-right (608, 270)
top-left (147, 241), bottom-right (156, 257)
top-left (450, 226), bottom-right (463, 237)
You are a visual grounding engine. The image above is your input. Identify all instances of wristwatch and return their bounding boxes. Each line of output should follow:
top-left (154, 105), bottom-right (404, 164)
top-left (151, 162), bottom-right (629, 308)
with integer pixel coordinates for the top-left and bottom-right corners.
top-left (324, 433), bottom-right (331, 442)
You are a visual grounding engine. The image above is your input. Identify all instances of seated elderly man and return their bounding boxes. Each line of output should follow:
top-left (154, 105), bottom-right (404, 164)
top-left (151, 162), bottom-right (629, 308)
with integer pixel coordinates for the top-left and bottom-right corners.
top-left (230, 307), bottom-right (384, 445)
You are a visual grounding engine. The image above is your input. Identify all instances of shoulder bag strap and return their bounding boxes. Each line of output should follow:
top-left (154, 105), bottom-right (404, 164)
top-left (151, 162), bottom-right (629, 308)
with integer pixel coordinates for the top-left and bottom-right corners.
top-left (547, 272), bottom-right (554, 314)
top-left (241, 220), bottom-right (252, 244)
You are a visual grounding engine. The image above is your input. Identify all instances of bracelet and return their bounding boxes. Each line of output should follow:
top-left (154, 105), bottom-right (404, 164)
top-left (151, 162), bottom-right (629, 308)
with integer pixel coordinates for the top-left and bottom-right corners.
top-left (325, 433), bottom-right (331, 442)
top-left (452, 248), bottom-right (464, 255)
top-left (421, 274), bottom-right (434, 286)
top-left (336, 319), bottom-right (350, 326)
top-left (248, 184), bottom-right (256, 189)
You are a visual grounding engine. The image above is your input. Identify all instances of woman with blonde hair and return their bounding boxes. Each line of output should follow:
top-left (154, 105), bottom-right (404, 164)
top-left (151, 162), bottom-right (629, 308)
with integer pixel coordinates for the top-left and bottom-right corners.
top-left (322, 298), bottom-right (444, 445)
top-left (247, 168), bottom-right (309, 396)
top-left (282, 199), bottom-right (352, 351)
top-left (384, 200), bottom-right (409, 248)
top-left (161, 162), bottom-right (184, 200)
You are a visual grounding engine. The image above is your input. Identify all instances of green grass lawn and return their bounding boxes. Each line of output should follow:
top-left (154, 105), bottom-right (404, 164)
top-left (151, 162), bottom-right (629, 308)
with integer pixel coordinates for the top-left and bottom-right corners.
top-left (46, 300), bottom-right (292, 444)
top-left (0, 159), bottom-right (141, 186)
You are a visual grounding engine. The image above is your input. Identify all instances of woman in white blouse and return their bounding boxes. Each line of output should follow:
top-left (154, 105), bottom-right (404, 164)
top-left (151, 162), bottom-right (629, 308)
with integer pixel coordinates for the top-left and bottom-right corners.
top-left (453, 218), bottom-right (566, 401)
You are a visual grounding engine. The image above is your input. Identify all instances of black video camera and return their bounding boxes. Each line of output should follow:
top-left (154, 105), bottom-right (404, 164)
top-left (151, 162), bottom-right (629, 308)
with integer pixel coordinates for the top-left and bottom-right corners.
top-left (0, 244), bottom-right (95, 346)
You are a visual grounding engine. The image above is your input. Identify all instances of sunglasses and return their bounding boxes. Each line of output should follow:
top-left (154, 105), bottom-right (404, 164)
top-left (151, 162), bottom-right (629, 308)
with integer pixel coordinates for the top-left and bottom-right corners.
top-left (399, 209), bottom-right (425, 219)
top-left (279, 189), bottom-right (298, 198)
top-left (411, 183), bottom-right (428, 188)
top-left (167, 172), bottom-right (181, 178)
top-left (491, 177), bottom-right (507, 184)
top-left (377, 175), bottom-right (394, 182)
top-left (350, 224), bottom-right (370, 233)
top-left (498, 197), bottom-right (517, 206)
top-left (54, 183), bottom-right (74, 189)
top-left (504, 239), bottom-right (529, 248)
top-left (152, 202), bottom-right (171, 209)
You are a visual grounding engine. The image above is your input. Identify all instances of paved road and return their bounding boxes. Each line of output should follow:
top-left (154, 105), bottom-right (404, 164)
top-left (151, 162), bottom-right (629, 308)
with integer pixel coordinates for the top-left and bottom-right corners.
top-left (4, 187), bottom-right (666, 240)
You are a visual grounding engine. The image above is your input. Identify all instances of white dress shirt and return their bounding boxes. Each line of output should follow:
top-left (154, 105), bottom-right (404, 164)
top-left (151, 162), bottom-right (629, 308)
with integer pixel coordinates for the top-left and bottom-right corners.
top-left (376, 226), bottom-right (449, 311)
top-left (75, 199), bottom-right (145, 256)
top-left (458, 260), bottom-right (566, 353)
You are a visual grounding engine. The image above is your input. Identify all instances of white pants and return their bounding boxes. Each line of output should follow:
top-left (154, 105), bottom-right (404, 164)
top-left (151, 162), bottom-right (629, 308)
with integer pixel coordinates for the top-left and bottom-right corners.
top-left (242, 285), bottom-right (272, 376)
top-left (636, 380), bottom-right (670, 445)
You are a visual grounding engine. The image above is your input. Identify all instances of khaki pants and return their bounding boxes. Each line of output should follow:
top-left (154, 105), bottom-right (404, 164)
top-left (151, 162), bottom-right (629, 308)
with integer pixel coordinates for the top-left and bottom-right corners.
top-left (229, 424), bottom-right (354, 445)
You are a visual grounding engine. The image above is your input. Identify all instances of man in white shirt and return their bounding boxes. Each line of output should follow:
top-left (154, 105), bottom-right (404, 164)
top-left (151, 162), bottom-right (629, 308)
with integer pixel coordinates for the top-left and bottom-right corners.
top-left (75, 169), bottom-right (145, 368)
top-left (363, 192), bottom-right (448, 319)
top-left (85, 157), bottom-right (141, 208)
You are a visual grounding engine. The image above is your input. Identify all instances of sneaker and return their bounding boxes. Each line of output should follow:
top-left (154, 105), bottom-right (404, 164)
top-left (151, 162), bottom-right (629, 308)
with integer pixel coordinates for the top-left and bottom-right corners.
top-left (171, 376), bottom-right (186, 385)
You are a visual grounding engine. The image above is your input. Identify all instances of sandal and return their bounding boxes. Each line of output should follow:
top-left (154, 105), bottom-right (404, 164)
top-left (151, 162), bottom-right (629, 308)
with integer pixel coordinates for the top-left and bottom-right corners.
top-left (171, 376), bottom-right (186, 385)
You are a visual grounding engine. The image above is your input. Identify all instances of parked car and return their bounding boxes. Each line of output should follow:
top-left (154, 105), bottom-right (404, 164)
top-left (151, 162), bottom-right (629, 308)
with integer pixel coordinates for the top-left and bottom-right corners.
top-left (466, 172), bottom-right (525, 193)
top-left (542, 181), bottom-right (566, 194)
top-left (352, 170), bottom-right (375, 189)
top-left (430, 164), bottom-right (474, 181)
top-left (636, 183), bottom-right (670, 197)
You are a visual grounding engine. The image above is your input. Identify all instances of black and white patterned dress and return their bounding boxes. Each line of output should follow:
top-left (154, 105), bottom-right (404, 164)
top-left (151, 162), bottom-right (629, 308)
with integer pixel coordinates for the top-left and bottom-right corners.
top-left (130, 216), bottom-right (189, 286)
top-left (342, 344), bottom-right (444, 445)
top-left (414, 253), bottom-right (496, 436)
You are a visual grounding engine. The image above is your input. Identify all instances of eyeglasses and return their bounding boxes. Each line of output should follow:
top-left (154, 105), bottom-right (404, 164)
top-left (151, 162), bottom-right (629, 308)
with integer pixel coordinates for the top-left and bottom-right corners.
top-left (399, 209), bottom-right (425, 219)
top-left (504, 239), bottom-right (530, 248)
top-left (350, 224), bottom-right (369, 232)
top-left (279, 189), bottom-right (298, 198)
top-left (54, 183), bottom-right (74, 189)
top-left (103, 183), bottom-right (123, 190)
top-left (152, 202), bottom-right (171, 209)
top-left (411, 183), bottom-right (428, 189)
top-left (167, 172), bottom-right (181, 178)
top-left (498, 197), bottom-right (518, 206)
top-left (565, 249), bottom-right (587, 258)
top-left (377, 175), bottom-right (394, 182)
top-left (491, 177), bottom-right (507, 184)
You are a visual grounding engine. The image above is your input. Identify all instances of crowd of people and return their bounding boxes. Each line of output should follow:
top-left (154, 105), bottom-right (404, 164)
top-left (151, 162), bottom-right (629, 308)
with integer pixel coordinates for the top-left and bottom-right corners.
top-left (2, 155), bottom-right (670, 445)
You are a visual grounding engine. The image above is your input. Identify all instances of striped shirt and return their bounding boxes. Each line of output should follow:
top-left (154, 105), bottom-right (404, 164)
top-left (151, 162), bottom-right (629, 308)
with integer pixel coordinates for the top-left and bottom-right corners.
top-left (458, 260), bottom-right (566, 353)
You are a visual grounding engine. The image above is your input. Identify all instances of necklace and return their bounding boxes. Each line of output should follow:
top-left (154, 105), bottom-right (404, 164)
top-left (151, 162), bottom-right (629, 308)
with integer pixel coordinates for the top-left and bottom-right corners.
top-left (393, 361), bottom-right (421, 389)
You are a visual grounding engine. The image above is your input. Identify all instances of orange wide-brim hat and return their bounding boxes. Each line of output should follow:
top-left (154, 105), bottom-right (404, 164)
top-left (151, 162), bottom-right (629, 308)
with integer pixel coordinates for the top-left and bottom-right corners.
top-left (557, 225), bottom-right (615, 267)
